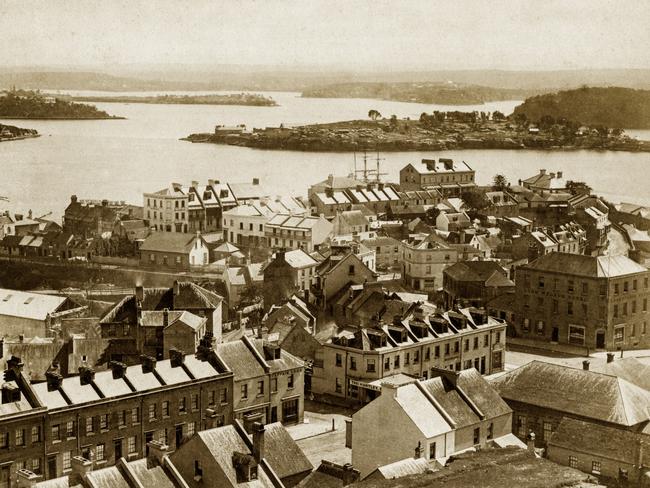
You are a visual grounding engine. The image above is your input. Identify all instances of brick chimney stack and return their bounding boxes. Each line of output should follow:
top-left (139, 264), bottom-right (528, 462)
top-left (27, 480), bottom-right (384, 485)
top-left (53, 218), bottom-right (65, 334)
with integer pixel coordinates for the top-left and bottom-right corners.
top-left (252, 422), bottom-right (265, 464)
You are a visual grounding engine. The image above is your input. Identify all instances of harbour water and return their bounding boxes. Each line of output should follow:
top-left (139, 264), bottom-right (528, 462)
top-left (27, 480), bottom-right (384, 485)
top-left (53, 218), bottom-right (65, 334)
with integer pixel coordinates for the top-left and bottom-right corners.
top-left (0, 91), bottom-right (649, 220)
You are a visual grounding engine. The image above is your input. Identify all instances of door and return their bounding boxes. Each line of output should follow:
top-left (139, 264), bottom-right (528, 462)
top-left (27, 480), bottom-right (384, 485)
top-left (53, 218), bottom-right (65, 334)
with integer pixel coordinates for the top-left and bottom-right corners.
top-left (114, 439), bottom-right (122, 461)
top-left (551, 327), bottom-right (559, 342)
top-left (596, 331), bottom-right (605, 349)
top-left (270, 407), bottom-right (278, 423)
top-left (0, 466), bottom-right (9, 488)
top-left (175, 425), bottom-right (184, 448)
top-left (480, 356), bottom-right (486, 374)
top-left (48, 455), bottom-right (57, 479)
top-left (145, 432), bottom-right (154, 455)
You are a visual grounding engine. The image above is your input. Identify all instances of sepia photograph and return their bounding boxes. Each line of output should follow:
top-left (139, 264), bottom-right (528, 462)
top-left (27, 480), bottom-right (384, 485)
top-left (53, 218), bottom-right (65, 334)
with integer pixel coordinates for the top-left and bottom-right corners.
top-left (0, 0), bottom-right (649, 486)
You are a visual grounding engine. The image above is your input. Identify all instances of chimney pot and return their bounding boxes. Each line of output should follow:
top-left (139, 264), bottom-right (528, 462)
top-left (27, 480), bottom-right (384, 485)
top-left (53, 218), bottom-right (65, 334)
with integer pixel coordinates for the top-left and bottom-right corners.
top-left (582, 360), bottom-right (590, 371)
top-left (607, 352), bottom-right (615, 363)
top-left (169, 348), bottom-right (185, 367)
top-left (252, 422), bottom-right (265, 464)
top-left (16, 469), bottom-right (39, 488)
top-left (135, 285), bottom-right (144, 303)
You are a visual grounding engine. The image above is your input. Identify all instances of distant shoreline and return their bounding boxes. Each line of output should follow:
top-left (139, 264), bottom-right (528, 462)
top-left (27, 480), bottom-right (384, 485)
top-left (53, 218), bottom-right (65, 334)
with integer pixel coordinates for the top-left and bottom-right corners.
top-left (0, 133), bottom-right (40, 142)
top-left (0, 115), bottom-right (125, 120)
top-left (67, 94), bottom-right (278, 107)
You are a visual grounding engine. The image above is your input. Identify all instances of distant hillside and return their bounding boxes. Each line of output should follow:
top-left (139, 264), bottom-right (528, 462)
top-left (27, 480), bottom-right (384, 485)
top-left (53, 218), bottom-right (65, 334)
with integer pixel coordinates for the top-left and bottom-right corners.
top-left (512, 87), bottom-right (650, 129)
top-left (0, 90), bottom-right (121, 119)
top-left (301, 82), bottom-right (533, 105)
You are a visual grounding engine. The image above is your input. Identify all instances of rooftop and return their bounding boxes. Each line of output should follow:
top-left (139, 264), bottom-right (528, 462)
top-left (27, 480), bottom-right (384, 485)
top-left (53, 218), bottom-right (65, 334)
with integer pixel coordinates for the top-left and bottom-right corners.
top-left (523, 252), bottom-right (648, 278)
top-left (0, 289), bottom-right (69, 321)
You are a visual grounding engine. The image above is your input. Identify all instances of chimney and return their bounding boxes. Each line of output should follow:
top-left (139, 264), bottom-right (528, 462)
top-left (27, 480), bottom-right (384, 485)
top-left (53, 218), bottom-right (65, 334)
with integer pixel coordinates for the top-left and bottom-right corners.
top-left (169, 348), bottom-right (185, 367)
top-left (549, 172), bottom-right (556, 179)
top-left (1, 383), bottom-right (20, 404)
top-left (327, 174), bottom-right (334, 186)
top-left (607, 352), bottom-right (615, 363)
top-left (163, 308), bottom-right (169, 328)
top-left (135, 285), bottom-right (144, 303)
top-left (79, 366), bottom-right (95, 385)
top-left (16, 469), bottom-right (38, 488)
top-left (27, 209), bottom-right (32, 220)
top-left (342, 464), bottom-right (360, 485)
top-left (208, 179), bottom-right (215, 186)
top-left (380, 382), bottom-right (399, 398)
top-left (141, 355), bottom-right (157, 373)
top-left (191, 180), bottom-right (199, 189)
top-left (325, 187), bottom-right (334, 198)
top-left (557, 171), bottom-right (563, 179)
top-left (356, 185), bottom-right (362, 192)
top-left (414, 441), bottom-right (422, 459)
top-left (70, 457), bottom-right (93, 485)
top-left (109, 361), bottom-right (127, 379)
top-left (539, 169), bottom-right (546, 175)
top-left (173, 280), bottom-right (180, 297)
top-left (18, 334), bottom-right (24, 343)
top-left (582, 360), bottom-right (590, 371)
top-left (526, 432), bottom-right (536, 452)
top-left (147, 440), bottom-right (168, 468)
top-left (252, 422), bottom-right (265, 464)
top-left (46, 370), bottom-right (63, 391)
top-left (252, 178), bottom-right (260, 186)
top-left (71, 195), bottom-right (78, 203)
top-left (101, 199), bottom-right (108, 207)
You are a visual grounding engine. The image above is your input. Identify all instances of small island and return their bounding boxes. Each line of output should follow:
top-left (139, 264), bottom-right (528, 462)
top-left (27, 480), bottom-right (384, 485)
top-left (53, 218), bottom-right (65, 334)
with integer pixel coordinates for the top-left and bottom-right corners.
top-left (67, 93), bottom-right (277, 107)
top-left (0, 122), bottom-right (38, 142)
top-left (183, 106), bottom-right (650, 153)
top-left (301, 82), bottom-right (533, 105)
top-left (513, 86), bottom-right (650, 129)
top-left (0, 89), bottom-right (123, 119)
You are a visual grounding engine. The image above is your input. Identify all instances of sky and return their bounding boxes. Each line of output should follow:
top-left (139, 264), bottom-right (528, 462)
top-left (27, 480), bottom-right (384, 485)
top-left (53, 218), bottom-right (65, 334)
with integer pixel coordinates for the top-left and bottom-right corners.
top-left (1, 0), bottom-right (649, 71)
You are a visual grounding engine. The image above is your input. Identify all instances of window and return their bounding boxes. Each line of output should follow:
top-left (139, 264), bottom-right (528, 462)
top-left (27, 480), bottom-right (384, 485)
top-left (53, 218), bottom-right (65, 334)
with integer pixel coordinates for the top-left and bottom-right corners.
top-left (567, 280), bottom-right (574, 293)
top-left (592, 461), bottom-right (601, 475)
top-left (614, 283), bottom-right (619, 295)
top-left (464, 339), bottom-right (469, 351)
top-left (394, 355), bottom-right (400, 368)
top-left (131, 407), bottom-right (140, 424)
top-left (348, 265), bottom-right (355, 275)
top-left (444, 343), bottom-right (450, 355)
top-left (118, 410), bottom-right (126, 428)
top-left (31, 426), bottom-right (40, 443)
top-left (16, 429), bottom-right (25, 446)
top-left (614, 326), bottom-right (625, 343)
top-left (86, 417), bottom-right (94, 434)
top-left (220, 388), bottom-right (228, 404)
top-left (567, 301), bottom-right (573, 315)
top-left (98, 413), bottom-right (108, 430)
top-left (495, 332), bottom-right (501, 344)
top-left (191, 394), bottom-right (199, 411)
top-left (429, 442), bottom-right (436, 459)
top-left (623, 302), bottom-right (628, 316)
top-left (31, 458), bottom-right (40, 474)
top-left (405, 353), bottom-right (410, 365)
top-left (335, 353), bottom-right (342, 367)
top-left (568, 325), bottom-right (586, 345)
top-left (484, 335), bottom-right (489, 347)
top-left (335, 378), bottom-right (342, 393)
top-left (624, 281), bottom-right (629, 293)
top-left (644, 298), bottom-right (648, 312)
top-left (52, 424), bottom-right (60, 441)
top-left (435, 345), bottom-right (440, 358)
top-left (241, 384), bottom-right (248, 399)
top-left (536, 320), bottom-right (544, 335)
top-left (187, 422), bottom-right (196, 437)
top-left (288, 374), bottom-right (294, 389)
top-left (487, 423), bottom-right (494, 440)
top-left (0, 432), bottom-right (7, 449)
top-left (179, 397), bottom-right (187, 413)
top-left (473, 427), bottom-right (480, 445)
top-left (149, 404), bottom-right (157, 421)
top-left (127, 436), bottom-right (136, 454)
top-left (516, 415), bottom-right (527, 437)
top-left (600, 283), bottom-right (607, 296)
top-left (582, 303), bottom-right (588, 316)
top-left (162, 401), bottom-right (169, 418)
top-left (63, 451), bottom-right (72, 471)
top-left (543, 422), bottom-right (552, 440)
top-left (96, 443), bottom-right (105, 461)
top-left (270, 377), bottom-right (278, 393)
top-left (473, 337), bottom-right (479, 349)
top-left (633, 301), bottom-right (637, 314)
top-left (568, 456), bottom-right (578, 469)
top-left (282, 399), bottom-right (299, 422)
top-left (194, 460), bottom-right (203, 480)
top-left (257, 380), bottom-right (264, 396)
top-left (538, 276), bottom-right (544, 288)
top-left (632, 324), bottom-right (637, 337)
top-left (613, 304), bottom-right (618, 317)
top-left (414, 350), bottom-right (419, 363)
top-left (66, 421), bottom-right (75, 438)
top-left (350, 356), bottom-right (357, 370)
top-left (425, 347), bottom-right (430, 360)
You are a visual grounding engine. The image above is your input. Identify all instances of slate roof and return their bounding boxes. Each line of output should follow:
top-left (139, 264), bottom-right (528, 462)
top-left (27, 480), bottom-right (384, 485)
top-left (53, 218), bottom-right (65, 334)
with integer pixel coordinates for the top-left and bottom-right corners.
top-left (216, 340), bottom-right (266, 380)
top-left (173, 282), bottom-right (223, 309)
top-left (140, 232), bottom-right (202, 254)
top-left (257, 422), bottom-right (313, 479)
top-left (491, 361), bottom-right (650, 426)
top-left (420, 378), bottom-right (480, 428)
top-left (394, 383), bottom-right (453, 438)
top-left (524, 253), bottom-right (647, 278)
top-left (284, 249), bottom-right (319, 268)
top-left (84, 466), bottom-right (130, 488)
top-left (375, 457), bottom-right (432, 479)
top-left (577, 357), bottom-right (650, 392)
top-left (0, 289), bottom-right (68, 321)
top-left (548, 417), bottom-right (641, 464)
top-left (197, 425), bottom-right (276, 488)
top-left (127, 458), bottom-right (177, 488)
top-left (443, 261), bottom-right (512, 286)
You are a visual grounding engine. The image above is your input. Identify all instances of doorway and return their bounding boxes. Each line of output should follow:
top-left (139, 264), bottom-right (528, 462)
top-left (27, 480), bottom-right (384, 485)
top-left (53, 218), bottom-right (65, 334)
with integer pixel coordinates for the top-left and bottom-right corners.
top-left (48, 455), bottom-right (57, 479)
top-left (175, 425), bottom-right (184, 448)
top-left (270, 406), bottom-right (278, 423)
top-left (551, 327), bottom-right (559, 342)
top-left (114, 439), bottom-right (123, 460)
top-left (596, 331), bottom-right (605, 349)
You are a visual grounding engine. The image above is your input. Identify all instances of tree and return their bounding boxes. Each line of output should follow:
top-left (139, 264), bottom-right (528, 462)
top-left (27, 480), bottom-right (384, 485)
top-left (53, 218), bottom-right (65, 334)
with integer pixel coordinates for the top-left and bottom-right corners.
top-left (566, 180), bottom-right (592, 196)
top-left (389, 114), bottom-right (398, 129)
top-left (239, 283), bottom-right (263, 307)
top-left (492, 111), bottom-right (505, 122)
top-left (425, 207), bottom-right (441, 225)
top-left (492, 174), bottom-right (509, 191)
top-left (461, 189), bottom-right (489, 211)
top-left (368, 109), bottom-right (381, 121)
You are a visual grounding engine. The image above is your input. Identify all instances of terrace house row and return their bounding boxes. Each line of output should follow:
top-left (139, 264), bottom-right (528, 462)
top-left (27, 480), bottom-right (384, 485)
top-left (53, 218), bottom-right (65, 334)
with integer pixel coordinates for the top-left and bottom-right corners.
top-left (311, 306), bottom-right (506, 405)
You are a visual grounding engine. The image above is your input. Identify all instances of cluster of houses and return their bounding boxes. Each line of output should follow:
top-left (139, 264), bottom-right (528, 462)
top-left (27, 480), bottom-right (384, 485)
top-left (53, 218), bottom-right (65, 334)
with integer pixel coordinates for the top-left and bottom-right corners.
top-left (1, 156), bottom-right (650, 486)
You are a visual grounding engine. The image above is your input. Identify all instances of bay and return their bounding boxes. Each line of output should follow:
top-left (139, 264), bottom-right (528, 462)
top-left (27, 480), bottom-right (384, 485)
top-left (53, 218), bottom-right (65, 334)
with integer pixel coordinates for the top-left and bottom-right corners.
top-left (0, 91), bottom-right (648, 220)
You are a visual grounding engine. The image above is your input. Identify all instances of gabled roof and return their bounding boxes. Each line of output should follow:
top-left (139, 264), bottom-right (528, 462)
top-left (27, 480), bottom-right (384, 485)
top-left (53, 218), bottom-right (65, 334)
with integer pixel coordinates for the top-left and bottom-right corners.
top-left (444, 261), bottom-right (512, 285)
top-left (548, 417), bottom-right (641, 464)
top-left (375, 457), bottom-right (433, 479)
top-left (491, 361), bottom-right (650, 426)
top-left (283, 249), bottom-right (318, 268)
top-left (393, 383), bottom-right (453, 438)
top-left (524, 253), bottom-right (647, 278)
top-left (140, 232), bottom-right (202, 254)
top-left (216, 340), bottom-right (266, 380)
top-left (257, 422), bottom-right (313, 479)
top-left (0, 289), bottom-right (68, 321)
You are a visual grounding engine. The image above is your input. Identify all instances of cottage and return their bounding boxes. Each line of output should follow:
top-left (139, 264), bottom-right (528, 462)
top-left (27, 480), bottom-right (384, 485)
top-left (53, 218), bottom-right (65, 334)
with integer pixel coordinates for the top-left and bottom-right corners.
top-left (140, 231), bottom-right (209, 269)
